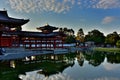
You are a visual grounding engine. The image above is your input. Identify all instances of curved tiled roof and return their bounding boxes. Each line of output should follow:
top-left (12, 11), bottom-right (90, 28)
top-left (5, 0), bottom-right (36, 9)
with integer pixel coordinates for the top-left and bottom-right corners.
top-left (37, 24), bottom-right (58, 33)
top-left (0, 10), bottom-right (29, 27)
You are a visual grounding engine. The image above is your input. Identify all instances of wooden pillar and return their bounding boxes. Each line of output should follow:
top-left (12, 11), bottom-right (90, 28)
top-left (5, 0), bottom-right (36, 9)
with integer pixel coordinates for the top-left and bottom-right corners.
top-left (40, 39), bottom-right (42, 49)
top-left (45, 38), bottom-right (48, 49)
top-left (24, 38), bottom-right (26, 48)
top-left (0, 35), bottom-right (1, 47)
top-left (16, 37), bottom-right (19, 47)
top-left (62, 39), bottom-right (63, 48)
top-left (48, 38), bottom-right (50, 49)
top-left (10, 36), bottom-right (13, 47)
top-left (54, 38), bottom-right (56, 49)
top-left (29, 38), bottom-right (31, 49)
top-left (0, 36), bottom-right (1, 47)
top-left (0, 31), bottom-right (2, 47)
top-left (18, 36), bottom-right (21, 47)
top-left (34, 39), bottom-right (36, 48)
top-left (46, 39), bottom-right (47, 49)
top-left (50, 39), bottom-right (51, 49)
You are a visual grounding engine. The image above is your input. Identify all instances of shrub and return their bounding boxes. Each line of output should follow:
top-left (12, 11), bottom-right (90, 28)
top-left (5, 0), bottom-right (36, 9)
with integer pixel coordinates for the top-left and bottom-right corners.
top-left (116, 40), bottom-right (120, 48)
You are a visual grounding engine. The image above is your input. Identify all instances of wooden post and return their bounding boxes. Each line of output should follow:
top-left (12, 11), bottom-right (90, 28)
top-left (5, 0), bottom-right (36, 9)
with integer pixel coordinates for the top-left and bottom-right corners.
top-left (46, 38), bottom-right (47, 49)
top-left (29, 38), bottom-right (31, 49)
top-left (34, 39), bottom-right (36, 48)
top-left (40, 39), bottom-right (42, 49)
top-left (54, 38), bottom-right (56, 49)
top-left (62, 40), bottom-right (63, 48)
top-left (50, 39), bottom-right (51, 49)
top-left (0, 37), bottom-right (1, 47)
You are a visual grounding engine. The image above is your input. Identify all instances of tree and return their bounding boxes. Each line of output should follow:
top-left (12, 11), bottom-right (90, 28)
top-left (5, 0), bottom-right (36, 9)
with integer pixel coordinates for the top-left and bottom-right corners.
top-left (59, 27), bottom-right (74, 36)
top-left (116, 40), bottom-right (120, 48)
top-left (85, 29), bottom-right (105, 45)
top-left (105, 32), bottom-right (120, 46)
top-left (76, 28), bottom-right (85, 43)
top-left (59, 27), bottom-right (75, 43)
top-left (65, 35), bottom-right (76, 43)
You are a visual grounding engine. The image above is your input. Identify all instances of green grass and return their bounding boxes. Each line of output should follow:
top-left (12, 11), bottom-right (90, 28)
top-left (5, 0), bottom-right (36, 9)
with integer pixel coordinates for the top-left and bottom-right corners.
top-left (93, 47), bottom-right (120, 53)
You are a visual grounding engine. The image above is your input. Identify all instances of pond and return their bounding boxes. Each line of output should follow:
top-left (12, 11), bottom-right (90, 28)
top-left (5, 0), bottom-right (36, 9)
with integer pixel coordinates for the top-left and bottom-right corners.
top-left (0, 51), bottom-right (120, 80)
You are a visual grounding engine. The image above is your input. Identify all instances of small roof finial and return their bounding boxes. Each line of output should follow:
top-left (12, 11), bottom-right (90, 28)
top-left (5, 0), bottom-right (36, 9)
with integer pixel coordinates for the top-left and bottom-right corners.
top-left (45, 23), bottom-right (49, 26)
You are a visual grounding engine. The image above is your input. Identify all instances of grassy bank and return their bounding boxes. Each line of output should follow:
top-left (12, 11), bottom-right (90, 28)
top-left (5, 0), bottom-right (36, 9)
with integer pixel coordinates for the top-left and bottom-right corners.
top-left (93, 47), bottom-right (120, 53)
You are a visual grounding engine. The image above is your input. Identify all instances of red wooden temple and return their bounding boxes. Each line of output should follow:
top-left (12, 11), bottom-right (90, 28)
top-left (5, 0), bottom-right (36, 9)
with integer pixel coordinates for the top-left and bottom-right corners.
top-left (0, 10), bottom-right (66, 49)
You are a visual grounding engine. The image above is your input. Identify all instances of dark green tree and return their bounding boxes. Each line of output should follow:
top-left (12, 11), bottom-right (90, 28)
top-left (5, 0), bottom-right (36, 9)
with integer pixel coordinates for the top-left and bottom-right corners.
top-left (116, 40), bottom-right (120, 48)
top-left (59, 27), bottom-right (75, 43)
top-left (59, 27), bottom-right (74, 36)
top-left (85, 29), bottom-right (105, 45)
top-left (105, 32), bottom-right (120, 46)
top-left (65, 35), bottom-right (76, 43)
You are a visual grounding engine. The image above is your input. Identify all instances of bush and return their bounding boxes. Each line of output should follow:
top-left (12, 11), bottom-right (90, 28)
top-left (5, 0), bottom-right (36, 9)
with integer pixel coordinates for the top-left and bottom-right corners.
top-left (116, 40), bottom-right (120, 48)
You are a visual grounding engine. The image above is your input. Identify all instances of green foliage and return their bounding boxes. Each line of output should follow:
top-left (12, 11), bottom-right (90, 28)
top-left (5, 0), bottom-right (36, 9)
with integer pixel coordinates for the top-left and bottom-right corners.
top-left (65, 35), bottom-right (76, 43)
top-left (59, 27), bottom-right (74, 36)
top-left (59, 27), bottom-right (76, 43)
top-left (116, 40), bottom-right (120, 48)
top-left (85, 29), bottom-right (105, 45)
top-left (76, 28), bottom-right (85, 42)
top-left (105, 32), bottom-right (120, 46)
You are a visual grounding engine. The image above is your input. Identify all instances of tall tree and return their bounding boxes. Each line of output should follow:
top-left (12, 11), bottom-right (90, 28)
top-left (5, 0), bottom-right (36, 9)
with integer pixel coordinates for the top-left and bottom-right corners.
top-left (85, 29), bottom-right (105, 45)
top-left (76, 28), bottom-right (85, 42)
top-left (59, 27), bottom-right (75, 43)
top-left (59, 27), bottom-right (74, 36)
top-left (105, 32), bottom-right (120, 46)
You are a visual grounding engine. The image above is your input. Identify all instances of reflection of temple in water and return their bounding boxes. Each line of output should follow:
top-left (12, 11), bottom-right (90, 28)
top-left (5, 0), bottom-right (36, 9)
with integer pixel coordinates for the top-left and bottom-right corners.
top-left (3, 51), bottom-right (120, 70)
top-left (1, 53), bottom-right (75, 76)
top-left (1, 51), bottom-right (120, 80)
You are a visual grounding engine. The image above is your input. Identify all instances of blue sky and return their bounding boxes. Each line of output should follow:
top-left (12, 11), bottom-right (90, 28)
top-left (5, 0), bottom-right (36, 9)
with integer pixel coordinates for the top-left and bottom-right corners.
top-left (0, 0), bottom-right (120, 35)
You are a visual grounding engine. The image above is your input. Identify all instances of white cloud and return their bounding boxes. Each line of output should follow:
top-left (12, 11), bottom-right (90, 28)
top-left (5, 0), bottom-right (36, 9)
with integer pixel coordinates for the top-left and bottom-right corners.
top-left (78, 0), bottom-right (120, 9)
top-left (102, 16), bottom-right (116, 24)
top-left (95, 0), bottom-right (120, 9)
top-left (7, 0), bottom-right (120, 14)
top-left (7, 0), bottom-right (75, 13)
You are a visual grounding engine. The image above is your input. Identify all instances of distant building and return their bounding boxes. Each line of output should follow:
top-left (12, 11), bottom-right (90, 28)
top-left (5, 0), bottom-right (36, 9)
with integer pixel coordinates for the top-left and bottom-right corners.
top-left (85, 41), bottom-right (95, 47)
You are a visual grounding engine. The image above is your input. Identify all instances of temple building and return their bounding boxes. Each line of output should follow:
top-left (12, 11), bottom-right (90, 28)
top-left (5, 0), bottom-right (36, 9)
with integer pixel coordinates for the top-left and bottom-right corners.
top-left (0, 10), bottom-right (66, 49)
top-left (0, 10), bottom-right (29, 47)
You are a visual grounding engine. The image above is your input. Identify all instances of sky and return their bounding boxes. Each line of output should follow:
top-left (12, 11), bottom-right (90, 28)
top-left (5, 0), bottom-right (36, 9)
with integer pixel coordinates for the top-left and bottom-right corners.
top-left (0, 0), bottom-right (120, 35)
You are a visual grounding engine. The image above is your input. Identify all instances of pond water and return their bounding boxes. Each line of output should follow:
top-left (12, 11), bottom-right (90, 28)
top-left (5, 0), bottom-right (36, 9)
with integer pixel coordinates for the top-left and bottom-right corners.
top-left (0, 51), bottom-right (120, 80)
